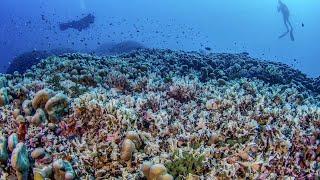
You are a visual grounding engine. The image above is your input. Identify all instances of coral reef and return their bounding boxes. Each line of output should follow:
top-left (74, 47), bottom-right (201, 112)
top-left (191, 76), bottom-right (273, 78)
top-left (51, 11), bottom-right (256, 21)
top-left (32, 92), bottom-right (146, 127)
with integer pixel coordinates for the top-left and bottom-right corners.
top-left (0, 49), bottom-right (319, 179)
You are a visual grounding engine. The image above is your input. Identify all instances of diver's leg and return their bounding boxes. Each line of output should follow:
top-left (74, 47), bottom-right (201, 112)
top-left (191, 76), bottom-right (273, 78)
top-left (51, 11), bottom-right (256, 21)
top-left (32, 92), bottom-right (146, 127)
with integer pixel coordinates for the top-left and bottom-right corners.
top-left (284, 17), bottom-right (290, 32)
top-left (287, 20), bottom-right (295, 41)
top-left (287, 19), bottom-right (293, 30)
top-left (279, 17), bottom-right (289, 39)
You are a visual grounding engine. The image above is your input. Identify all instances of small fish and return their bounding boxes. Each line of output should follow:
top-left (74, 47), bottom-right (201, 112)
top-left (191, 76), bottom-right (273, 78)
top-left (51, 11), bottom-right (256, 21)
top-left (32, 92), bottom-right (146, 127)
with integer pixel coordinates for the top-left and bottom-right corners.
top-left (302, 23), bottom-right (304, 27)
top-left (205, 47), bottom-right (211, 51)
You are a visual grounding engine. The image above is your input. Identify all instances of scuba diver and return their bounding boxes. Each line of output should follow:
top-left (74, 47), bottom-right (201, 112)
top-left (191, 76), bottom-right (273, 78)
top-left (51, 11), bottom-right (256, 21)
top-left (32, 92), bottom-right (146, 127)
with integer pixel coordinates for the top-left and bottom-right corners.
top-left (278, 0), bottom-right (294, 41)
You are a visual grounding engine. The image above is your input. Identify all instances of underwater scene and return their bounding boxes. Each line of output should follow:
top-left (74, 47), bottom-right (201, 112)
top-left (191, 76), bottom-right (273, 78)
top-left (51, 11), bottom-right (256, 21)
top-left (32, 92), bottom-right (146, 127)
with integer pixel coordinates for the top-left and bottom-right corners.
top-left (0, 0), bottom-right (320, 179)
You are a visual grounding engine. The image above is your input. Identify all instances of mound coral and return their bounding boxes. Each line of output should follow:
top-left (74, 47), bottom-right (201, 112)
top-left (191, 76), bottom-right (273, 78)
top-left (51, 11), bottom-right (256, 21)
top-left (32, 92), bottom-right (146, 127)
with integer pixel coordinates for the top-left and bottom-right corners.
top-left (8, 133), bottom-right (18, 152)
top-left (45, 93), bottom-right (68, 121)
top-left (0, 88), bottom-right (9, 106)
top-left (11, 143), bottom-right (30, 180)
top-left (120, 138), bottom-right (135, 162)
top-left (0, 135), bottom-right (9, 163)
top-left (31, 108), bottom-right (47, 126)
top-left (0, 76), bottom-right (7, 88)
top-left (142, 163), bottom-right (173, 180)
top-left (22, 100), bottom-right (33, 116)
top-left (32, 89), bottom-right (54, 109)
top-left (33, 165), bottom-right (53, 180)
top-left (53, 159), bottom-right (75, 180)
top-left (31, 147), bottom-right (45, 159)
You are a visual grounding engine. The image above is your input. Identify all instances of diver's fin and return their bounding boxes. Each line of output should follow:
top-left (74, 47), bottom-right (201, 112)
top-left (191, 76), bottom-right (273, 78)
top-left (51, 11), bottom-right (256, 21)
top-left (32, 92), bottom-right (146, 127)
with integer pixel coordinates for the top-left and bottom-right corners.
top-left (290, 29), bottom-right (295, 41)
top-left (278, 31), bottom-right (289, 39)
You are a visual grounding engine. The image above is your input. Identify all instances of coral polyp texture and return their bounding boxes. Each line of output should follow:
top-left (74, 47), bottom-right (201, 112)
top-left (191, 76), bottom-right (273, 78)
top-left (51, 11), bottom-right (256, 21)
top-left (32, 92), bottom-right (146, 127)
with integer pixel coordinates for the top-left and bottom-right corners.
top-left (0, 49), bottom-right (319, 179)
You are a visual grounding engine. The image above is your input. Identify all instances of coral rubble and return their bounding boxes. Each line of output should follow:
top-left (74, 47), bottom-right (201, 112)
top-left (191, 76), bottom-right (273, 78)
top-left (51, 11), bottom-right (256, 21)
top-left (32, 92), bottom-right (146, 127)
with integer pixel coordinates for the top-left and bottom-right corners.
top-left (0, 49), bottom-right (319, 179)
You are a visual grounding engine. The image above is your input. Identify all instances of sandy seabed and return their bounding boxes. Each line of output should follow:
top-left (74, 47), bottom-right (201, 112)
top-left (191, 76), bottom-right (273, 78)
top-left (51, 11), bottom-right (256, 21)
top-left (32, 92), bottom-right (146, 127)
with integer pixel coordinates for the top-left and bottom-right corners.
top-left (0, 49), bottom-right (319, 179)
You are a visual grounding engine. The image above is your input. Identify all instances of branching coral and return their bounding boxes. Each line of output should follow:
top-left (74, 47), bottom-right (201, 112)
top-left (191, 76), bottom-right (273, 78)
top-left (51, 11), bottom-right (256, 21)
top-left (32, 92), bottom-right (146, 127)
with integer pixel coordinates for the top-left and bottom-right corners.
top-left (106, 72), bottom-right (132, 91)
top-left (165, 150), bottom-right (206, 179)
top-left (167, 78), bottom-right (198, 102)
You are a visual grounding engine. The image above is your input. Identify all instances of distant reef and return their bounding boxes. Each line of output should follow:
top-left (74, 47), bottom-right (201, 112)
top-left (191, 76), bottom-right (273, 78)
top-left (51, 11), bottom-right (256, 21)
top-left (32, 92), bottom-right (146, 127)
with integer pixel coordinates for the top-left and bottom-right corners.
top-left (6, 48), bottom-right (74, 74)
top-left (59, 13), bottom-right (95, 31)
top-left (6, 41), bottom-right (145, 74)
top-left (6, 48), bottom-right (320, 94)
top-left (94, 40), bottom-right (145, 55)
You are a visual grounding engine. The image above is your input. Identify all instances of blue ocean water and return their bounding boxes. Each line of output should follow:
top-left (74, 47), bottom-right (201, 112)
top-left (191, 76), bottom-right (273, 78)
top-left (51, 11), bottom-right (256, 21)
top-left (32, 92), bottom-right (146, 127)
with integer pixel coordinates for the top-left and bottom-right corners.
top-left (0, 0), bottom-right (319, 77)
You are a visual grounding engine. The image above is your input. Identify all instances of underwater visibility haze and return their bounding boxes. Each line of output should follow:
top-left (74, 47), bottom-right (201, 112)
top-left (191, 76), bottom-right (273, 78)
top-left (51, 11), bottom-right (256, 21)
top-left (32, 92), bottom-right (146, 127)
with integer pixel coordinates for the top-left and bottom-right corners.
top-left (0, 0), bottom-right (320, 179)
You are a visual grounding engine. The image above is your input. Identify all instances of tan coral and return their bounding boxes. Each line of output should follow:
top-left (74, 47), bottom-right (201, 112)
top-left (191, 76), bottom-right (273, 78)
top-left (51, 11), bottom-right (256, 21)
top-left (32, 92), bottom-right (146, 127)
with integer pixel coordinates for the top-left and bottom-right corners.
top-left (45, 93), bottom-right (68, 121)
top-left (33, 165), bottom-right (53, 180)
top-left (12, 109), bottom-right (21, 119)
top-left (15, 115), bottom-right (25, 123)
top-left (0, 88), bottom-right (9, 106)
top-left (8, 133), bottom-right (19, 152)
top-left (31, 108), bottom-right (47, 126)
top-left (142, 161), bottom-right (152, 178)
top-left (120, 139), bottom-right (135, 161)
top-left (52, 159), bottom-right (75, 180)
top-left (143, 163), bottom-right (171, 180)
top-left (31, 148), bottom-right (45, 159)
top-left (22, 100), bottom-right (33, 116)
top-left (11, 143), bottom-right (30, 180)
top-left (125, 131), bottom-right (142, 149)
top-left (158, 173), bottom-right (174, 180)
top-left (32, 89), bottom-right (54, 109)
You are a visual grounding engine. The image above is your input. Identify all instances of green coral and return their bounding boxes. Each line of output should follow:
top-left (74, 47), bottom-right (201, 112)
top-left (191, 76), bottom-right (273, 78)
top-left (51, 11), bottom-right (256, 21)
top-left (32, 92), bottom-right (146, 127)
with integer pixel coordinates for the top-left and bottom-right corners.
top-left (0, 76), bottom-right (8, 89)
top-left (69, 84), bottom-right (87, 98)
top-left (165, 150), bottom-right (206, 179)
top-left (164, 75), bottom-right (173, 83)
top-left (47, 75), bottom-right (67, 92)
top-left (11, 143), bottom-right (30, 180)
top-left (0, 88), bottom-right (9, 106)
top-left (0, 135), bottom-right (9, 163)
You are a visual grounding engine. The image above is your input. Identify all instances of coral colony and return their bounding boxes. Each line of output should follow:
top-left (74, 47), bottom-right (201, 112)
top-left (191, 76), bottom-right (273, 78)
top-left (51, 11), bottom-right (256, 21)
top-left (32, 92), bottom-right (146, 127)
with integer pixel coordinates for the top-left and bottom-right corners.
top-left (0, 49), bottom-right (319, 179)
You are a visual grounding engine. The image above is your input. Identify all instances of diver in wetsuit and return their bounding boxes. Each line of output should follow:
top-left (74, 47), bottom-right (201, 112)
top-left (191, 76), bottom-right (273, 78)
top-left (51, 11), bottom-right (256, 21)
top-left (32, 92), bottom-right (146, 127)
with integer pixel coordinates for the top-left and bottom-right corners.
top-left (278, 0), bottom-right (294, 41)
